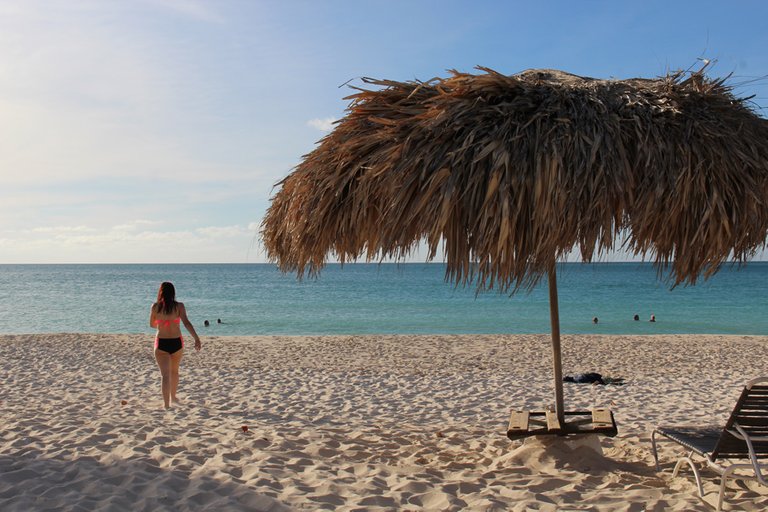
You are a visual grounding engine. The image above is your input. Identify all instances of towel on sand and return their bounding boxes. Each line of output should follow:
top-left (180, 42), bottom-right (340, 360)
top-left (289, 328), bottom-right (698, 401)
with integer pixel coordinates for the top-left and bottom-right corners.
top-left (563, 372), bottom-right (625, 385)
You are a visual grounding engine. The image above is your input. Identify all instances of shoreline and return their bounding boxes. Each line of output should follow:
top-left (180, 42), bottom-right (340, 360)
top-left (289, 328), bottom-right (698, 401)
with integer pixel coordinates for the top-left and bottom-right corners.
top-left (2, 333), bottom-right (767, 510)
top-left (3, 331), bottom-right (768, 337)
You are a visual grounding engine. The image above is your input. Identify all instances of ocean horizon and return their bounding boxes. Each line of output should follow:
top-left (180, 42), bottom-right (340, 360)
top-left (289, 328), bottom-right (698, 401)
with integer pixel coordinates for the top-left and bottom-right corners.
top-left (0, 262), bottom-right (766, 336)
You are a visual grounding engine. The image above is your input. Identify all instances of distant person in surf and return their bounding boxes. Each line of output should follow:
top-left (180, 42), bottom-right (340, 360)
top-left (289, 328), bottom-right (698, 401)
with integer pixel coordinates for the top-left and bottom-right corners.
top-left (650, 314), bottom-right (656, 322)
top-left (149, 282), bottom-right (202, 409)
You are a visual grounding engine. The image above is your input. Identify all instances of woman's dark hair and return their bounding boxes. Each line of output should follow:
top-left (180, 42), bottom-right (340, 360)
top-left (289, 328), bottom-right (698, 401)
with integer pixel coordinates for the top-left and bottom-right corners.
top-left (155, 282), bottom-right (178, 315)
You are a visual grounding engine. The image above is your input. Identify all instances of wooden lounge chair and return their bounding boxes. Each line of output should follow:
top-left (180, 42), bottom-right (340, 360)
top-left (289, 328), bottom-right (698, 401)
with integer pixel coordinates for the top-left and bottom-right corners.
top-left (650, 376), bottom-right (768, 511)
top-left (507, 408), bottom-right (618, 440)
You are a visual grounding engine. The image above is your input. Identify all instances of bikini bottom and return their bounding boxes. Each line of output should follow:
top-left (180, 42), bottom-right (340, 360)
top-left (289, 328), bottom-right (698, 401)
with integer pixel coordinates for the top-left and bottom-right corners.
top-left (155, 336), bottom-right (183, 354)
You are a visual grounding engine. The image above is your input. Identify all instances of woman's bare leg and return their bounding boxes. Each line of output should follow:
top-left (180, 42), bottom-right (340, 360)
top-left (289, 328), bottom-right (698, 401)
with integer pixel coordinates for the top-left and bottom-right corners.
top-left (170, 349), bottom-right (183, 403)
top-left (155, 349), bottom-right (172, 409)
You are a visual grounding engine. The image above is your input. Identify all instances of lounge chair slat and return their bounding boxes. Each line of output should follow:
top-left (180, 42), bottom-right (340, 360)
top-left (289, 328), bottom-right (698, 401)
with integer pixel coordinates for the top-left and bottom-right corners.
top-left (718, 436), bottom-right (768, 447)
top-left (733, 417), bottom-right (768, 426)
top-left (742, 400), bottom-right (768, 406)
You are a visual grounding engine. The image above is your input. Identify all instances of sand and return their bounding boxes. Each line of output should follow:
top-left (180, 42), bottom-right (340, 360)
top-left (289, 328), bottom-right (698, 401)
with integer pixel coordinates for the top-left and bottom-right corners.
top-left (1, 333), bottom-right (766, 511)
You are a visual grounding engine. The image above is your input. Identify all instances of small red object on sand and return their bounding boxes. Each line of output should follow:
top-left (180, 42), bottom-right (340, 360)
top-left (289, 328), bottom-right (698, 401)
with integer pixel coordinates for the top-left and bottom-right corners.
top-left (241, 425), bottom-right (249, 432)
top-left (121, 400), bottom-right (128, 406)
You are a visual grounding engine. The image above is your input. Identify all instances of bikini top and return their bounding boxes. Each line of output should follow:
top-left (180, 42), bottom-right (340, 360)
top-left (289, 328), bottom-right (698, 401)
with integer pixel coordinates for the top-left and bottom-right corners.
top-left (155, 317), bottom-right (181, 328)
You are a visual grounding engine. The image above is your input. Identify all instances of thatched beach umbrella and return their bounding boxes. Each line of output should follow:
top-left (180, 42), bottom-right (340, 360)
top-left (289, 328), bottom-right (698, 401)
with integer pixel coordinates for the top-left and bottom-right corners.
top-left (261, 66), bottom-right (768, 431)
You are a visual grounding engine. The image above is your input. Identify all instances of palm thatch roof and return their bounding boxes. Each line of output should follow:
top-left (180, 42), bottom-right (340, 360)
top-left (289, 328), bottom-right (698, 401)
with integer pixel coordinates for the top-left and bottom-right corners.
top-left (262, 67), bottom-right (768, 292)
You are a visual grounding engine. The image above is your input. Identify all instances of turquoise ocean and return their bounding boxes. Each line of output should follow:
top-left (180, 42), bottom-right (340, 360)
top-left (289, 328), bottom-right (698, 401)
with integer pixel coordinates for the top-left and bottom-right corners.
top-left (0, 263), bottom-right (766, 336)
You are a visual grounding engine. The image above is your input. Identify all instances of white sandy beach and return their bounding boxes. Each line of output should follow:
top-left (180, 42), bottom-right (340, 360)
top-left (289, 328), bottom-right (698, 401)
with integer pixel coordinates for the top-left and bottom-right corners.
top-left (1, 333), bottom-right (767, 511)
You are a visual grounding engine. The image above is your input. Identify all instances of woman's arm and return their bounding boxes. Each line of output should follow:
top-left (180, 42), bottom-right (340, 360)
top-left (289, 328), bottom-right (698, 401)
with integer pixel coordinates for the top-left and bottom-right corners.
top-left (149, 303), bottom-right (157, 328)
top-left (178, 303), bottom-right (202, 351)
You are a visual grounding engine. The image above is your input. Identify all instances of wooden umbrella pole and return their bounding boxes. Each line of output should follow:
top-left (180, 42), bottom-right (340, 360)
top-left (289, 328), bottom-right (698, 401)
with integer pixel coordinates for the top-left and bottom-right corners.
top-left (548, 262), bottom-right (565, 427)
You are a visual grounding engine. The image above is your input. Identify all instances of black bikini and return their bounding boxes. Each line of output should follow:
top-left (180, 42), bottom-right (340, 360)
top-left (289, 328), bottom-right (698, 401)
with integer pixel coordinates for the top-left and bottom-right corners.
top-left (155, 337), bottom-right (183, 354)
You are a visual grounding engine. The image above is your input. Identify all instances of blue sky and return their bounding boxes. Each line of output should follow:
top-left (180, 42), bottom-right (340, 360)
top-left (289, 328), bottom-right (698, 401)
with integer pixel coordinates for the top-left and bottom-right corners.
top-left (1, 0), bottom-right (766, 263)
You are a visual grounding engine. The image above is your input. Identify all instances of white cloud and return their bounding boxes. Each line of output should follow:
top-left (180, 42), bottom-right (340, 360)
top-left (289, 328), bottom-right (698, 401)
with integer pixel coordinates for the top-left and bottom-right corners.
top-left (306, 117), bottom-right (336, 132)
top-left (195, 225), bottom-right (249, 238)
top-left (112, 220), bottom-right (160, 232)
top-left (30, 225), bottom-right (97, 234)
top-left (0, 220), bottom-right (267, 263)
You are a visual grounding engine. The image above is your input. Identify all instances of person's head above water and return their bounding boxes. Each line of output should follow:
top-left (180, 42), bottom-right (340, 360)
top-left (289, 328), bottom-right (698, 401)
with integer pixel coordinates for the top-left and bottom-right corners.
top-left (633, 314), bottom-right (640, 321)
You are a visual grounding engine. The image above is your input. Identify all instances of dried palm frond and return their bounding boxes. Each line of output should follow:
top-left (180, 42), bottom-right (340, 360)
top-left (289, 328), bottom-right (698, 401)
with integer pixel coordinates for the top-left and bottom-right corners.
top-left (262, 66), bottom-right (768, 292)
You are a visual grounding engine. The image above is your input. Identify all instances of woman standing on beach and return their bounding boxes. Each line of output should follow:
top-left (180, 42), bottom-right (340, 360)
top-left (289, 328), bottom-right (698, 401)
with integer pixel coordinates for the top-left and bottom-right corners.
top-left (149, 282), bottom-right (202, 409)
